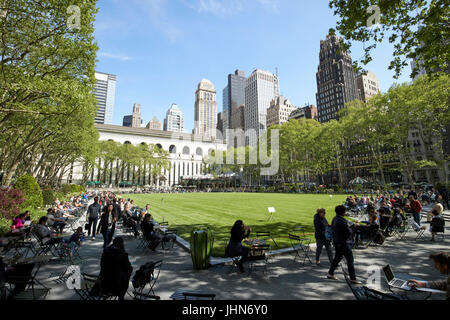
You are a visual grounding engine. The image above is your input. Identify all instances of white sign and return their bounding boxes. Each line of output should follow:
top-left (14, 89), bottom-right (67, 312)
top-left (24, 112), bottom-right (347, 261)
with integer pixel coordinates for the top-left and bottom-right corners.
top-left (268, 207), bottom-right (275, 213)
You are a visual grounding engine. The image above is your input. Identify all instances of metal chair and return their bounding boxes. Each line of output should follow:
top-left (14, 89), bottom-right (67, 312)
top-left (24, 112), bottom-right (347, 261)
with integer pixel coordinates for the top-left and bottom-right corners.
top-left (161, 228), bottom-right (178, 250)
top-left (133, 260), bottom-right (163, 297)
top-left (255, 231), bottom-right (278, 248)
top-left (288, 234), bottom-right (312, 265)
top-left (248, 244), bottom-right (271, 275)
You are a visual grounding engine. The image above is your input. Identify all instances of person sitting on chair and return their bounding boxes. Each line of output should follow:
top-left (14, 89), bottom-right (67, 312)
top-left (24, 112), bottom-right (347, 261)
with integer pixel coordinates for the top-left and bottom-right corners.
top-left (98, 237), bottom-right (133, 300)
top-left (353, 214), bottom-right (379, 246)
top-left (427, 203), bottom-right (444, 223)
top-left (430, 210), bottom-right (445, 242)
top-left (140, 214), bottom-right (161, 252)
top-left (225, 220), bottom-right (252, 273)
top-left (408, 252), bottom-right (449, 300)
top-left (35, 216), bottom-right (63, 246)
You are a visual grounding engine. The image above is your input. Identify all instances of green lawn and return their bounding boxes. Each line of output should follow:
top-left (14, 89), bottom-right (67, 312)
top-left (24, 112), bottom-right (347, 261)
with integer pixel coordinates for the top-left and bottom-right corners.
top-left (127, 193), bottom-right (347, 257)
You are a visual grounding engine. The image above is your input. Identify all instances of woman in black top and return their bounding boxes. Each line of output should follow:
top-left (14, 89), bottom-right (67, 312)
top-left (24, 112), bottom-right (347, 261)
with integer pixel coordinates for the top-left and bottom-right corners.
top-left (98, 237), bottom-right (133, 300)
top-left (225, 220), bottom-right (251, 272)
top-left (97, 204), bottom-right (116, 249)
top-left (313, 208), bottom-right (333, 265)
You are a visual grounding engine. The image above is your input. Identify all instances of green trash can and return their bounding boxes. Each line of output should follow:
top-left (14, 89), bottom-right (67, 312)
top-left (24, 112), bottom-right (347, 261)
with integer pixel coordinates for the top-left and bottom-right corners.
top-left (190, 229), bottom-right (214, 270)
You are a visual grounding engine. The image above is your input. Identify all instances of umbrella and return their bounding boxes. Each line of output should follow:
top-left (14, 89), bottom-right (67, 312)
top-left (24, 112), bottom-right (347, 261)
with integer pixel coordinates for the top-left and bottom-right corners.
top-left (350, 177), bottom-right (368, 185)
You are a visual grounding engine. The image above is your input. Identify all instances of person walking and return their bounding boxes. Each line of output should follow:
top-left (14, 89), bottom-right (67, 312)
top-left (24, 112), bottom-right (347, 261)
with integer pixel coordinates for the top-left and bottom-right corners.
top-left (327, 205), bottom-right (360, 284)
top-left (409, 195), bottom-right (423, 226)
top-left (313, 208), bottom-right (333, 265)
top-left (86, 196), bottom-right (101, 240)
top-left (97, 203), bottom-right (117, 249)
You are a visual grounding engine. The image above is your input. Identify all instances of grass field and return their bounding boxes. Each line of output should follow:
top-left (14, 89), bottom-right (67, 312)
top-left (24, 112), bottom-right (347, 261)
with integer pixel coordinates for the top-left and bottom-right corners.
top-left (127, 193), bottom-right (348, 257)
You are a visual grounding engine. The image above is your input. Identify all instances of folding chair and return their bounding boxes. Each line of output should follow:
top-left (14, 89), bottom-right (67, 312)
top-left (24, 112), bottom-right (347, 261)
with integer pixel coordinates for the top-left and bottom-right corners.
top-left (74, 273), bottom-right (105, 301)
top-left (288, 234), bottom-right (312, 265)
top-left (255, 231), bottom-right (278, 248)
top-left (31, 229), bottom-right (61, 258)
top-left (6, 258), bottom-right (52, 300)
top-left (228, 255), bottom-right (242, 273)
top-left (392, 217), bottom-right (410, 240)
top-left (132, 260), bottom-right (163, 297)
top-left (136, 227), bottom-right (154, 252)
top-left (160, 228), bottom-right (178, 250)
top-left (293, 226), bottom-right (307, 238)
top-left (430, 217), bottom-right (446, 241)
top-left (248, 244), bottom-right (271, 275)
top-left (411, 222), bottom-right (426, 241)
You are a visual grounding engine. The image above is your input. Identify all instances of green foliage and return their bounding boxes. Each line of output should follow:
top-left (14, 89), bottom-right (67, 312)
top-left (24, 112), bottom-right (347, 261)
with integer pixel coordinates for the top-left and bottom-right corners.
top-left (42, 188), bottom-right (55, 206)
top-left (13, 174), bottom-right (43, 209)
top-left (0, 0), bottom-right (100, 187)
top-left (329, 0), bottom-right (450, 79)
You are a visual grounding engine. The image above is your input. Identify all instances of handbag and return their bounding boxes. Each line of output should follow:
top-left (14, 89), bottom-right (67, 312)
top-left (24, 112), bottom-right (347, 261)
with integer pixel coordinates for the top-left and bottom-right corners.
top-left (325, 225), bottom-right (333, 241)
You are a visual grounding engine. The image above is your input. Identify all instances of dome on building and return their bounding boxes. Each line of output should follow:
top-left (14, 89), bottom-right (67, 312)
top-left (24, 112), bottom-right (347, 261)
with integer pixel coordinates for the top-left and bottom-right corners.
top-left (198, 79), bottom-right (215, 91)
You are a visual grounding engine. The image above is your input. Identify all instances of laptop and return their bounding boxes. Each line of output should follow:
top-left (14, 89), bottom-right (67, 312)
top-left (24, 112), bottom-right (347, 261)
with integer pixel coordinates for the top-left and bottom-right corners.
top-left (382, 265), bottom-right (412, 290)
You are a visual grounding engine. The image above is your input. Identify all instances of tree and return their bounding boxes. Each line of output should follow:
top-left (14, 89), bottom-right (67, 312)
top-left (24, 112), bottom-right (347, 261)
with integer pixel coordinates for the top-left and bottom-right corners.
top-left (13, 174), bottom-right (43, 209)
top-left (0, 0), bottom-right (99, 186)
top-left (329, 0), bottom-right (449, 79)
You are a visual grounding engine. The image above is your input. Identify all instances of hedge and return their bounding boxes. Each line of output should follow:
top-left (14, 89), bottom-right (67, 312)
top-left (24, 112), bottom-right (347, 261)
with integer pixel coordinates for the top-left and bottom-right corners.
top-left (13, 174), bottom-right (43, 209)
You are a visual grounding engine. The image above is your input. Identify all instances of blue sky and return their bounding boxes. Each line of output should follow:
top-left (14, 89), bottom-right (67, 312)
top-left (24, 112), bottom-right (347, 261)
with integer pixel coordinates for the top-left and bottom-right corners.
top-left (94, 0), bottom-right (412, 131)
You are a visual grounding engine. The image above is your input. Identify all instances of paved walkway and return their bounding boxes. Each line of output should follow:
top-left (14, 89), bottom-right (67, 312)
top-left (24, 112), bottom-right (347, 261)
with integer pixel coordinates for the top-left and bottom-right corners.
top-left (35, 208), bottom-right (449, 300)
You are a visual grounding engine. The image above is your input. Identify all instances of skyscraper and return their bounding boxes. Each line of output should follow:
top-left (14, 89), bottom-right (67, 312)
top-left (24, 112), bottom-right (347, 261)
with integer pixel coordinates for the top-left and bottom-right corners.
top-left (315, 34), bottom-right (359, 123)
top-left (223, 70), bottom-right (246, 129)
top-left (94, 72), bottom-right (116, 124)
top-left (194, 79), bottom-right (217, 139)
top-left (244, 69), bottom-right (279, 146)
top-left (266, 95), bottom-right (297, 128)
top-left (131, 103), bottom-right (142, 128)
top-left (356, 71), bottom-right (380, 102)
top-left (164, 103), bottom-right (184, 133)
top-left (146, 117), bottom-right (162, 130)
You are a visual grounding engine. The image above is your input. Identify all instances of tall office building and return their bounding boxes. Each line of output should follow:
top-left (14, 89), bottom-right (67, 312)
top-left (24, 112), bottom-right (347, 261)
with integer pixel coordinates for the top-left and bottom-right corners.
top-left (164, 103), bottom-right (184, 133)
top-left (356, 71), bottom-right (380, 102)
top-left (94, 72), bottom-right (116, 124)
top-left (131, 103), bottom-right (142, 128)
top-left (244, 69), bottom-right (280, 146)
top-left (122, 103), bottom-right (142, 128)
top-left (194, 79), bottom-right (217, 139)
top-left (223, 70), bottom-right (246, 129)
top-left (266, 95), bottom-right (297, 127)
top-left (315, 34), bottom-right (359, 123)
top-left (146, 117), bottom-right (162, 130)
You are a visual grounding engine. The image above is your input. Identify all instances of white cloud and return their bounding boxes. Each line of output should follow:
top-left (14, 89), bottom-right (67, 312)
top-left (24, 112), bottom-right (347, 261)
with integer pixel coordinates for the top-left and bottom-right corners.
top-left (183, 0), bottom-right (280, 16)
top-left (98, 52), bottom-right (132, 61)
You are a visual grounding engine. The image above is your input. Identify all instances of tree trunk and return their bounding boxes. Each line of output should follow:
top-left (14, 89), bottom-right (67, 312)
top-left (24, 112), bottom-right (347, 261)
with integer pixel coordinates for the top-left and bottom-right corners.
top-left (4, 161), bottom-right (19, 186)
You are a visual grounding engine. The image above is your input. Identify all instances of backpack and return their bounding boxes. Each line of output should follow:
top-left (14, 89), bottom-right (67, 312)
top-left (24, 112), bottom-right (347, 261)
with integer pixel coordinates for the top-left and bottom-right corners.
top-left (373, 231), bottom-right (385, 245)
top-left (325, 225), bottom-right (333, 241)
top-left (132, 262), bottom-right (155, 289)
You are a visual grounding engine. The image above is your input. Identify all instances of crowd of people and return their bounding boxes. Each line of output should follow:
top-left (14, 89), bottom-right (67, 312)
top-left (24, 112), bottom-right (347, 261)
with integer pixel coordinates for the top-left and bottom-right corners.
top-left (2, 186), bottom-right (448, 300)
